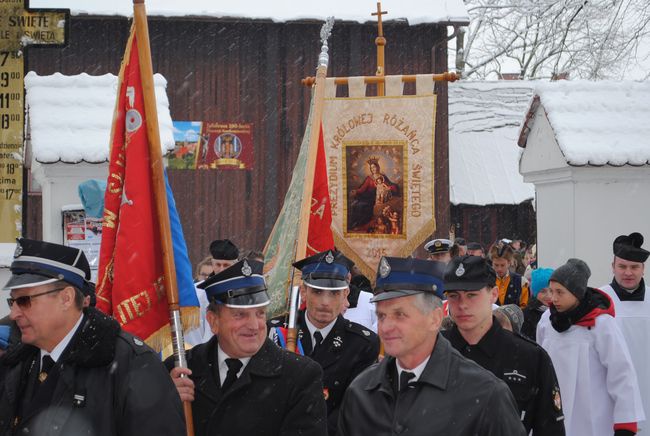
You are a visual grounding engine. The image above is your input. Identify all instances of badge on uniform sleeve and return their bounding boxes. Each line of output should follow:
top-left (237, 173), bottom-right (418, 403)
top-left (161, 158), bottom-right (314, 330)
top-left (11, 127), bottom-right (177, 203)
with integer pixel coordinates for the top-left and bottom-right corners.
top-left (552, 386), bottom-right (562, 411)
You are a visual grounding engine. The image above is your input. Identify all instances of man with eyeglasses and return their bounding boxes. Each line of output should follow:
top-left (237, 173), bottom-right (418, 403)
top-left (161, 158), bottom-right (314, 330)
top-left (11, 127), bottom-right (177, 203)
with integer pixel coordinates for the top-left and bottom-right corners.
top-left (0, 238), bottom-right (185, 436)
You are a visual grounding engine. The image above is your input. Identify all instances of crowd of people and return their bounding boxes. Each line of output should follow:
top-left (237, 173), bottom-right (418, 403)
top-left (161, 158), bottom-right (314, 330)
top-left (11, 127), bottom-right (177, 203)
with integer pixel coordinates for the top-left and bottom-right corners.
top-left (0, 231), bottom-right (648, 435)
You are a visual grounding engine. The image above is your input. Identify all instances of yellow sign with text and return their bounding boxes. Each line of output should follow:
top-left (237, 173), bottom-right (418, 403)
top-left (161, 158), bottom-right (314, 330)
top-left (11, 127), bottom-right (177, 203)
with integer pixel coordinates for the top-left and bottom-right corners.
top-left (0, 0), bottom-right (68, 241)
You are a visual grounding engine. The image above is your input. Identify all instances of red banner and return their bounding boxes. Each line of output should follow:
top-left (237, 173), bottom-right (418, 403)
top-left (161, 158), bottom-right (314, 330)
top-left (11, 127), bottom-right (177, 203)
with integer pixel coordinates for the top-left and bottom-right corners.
top-left (306, 124), bottom-right (334, 256)
top-left (96, 29), bottom-right (169, 348)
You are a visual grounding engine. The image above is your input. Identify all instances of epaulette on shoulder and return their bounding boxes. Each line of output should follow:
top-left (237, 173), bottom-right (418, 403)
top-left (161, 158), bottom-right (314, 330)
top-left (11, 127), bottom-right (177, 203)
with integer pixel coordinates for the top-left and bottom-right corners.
top-left (117, 331), bottom-right (154, 356)
top-left (514, 331), bottom-right (542, 348)
top-left (344, 320), bottom-right (377, 341)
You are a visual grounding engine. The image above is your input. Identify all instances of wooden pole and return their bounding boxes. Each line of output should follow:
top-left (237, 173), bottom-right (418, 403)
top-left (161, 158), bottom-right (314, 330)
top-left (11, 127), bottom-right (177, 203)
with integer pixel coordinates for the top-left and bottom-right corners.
top-left (132, 1), bottom-right (194, 435)
top-left (372, 2), bottom-right (388, 96)
top-left (301, 71), bottom-right (460, 87)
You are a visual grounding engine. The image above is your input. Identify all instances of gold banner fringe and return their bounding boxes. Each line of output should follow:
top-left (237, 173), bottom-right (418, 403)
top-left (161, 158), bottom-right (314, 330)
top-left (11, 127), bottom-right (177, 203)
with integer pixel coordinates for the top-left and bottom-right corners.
top-left (142, 306), bottom-right (201, 354)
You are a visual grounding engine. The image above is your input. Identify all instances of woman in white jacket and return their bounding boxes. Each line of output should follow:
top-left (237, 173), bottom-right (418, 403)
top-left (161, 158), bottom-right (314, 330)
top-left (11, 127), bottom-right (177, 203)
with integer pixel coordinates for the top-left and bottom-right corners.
top-left (537, 258), bottom-right (644, 436)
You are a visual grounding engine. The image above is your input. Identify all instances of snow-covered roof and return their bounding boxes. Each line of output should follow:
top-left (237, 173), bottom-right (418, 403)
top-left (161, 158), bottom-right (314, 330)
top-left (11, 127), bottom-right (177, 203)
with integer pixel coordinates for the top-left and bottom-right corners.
top-left (25, 72), bottom-right (175, 164)
top-left (29, 0), bottom-right (469, 25)
top-left (449, 81), bottom-right (536, 206)
top-left (518, 81), bottom-right (650, 166)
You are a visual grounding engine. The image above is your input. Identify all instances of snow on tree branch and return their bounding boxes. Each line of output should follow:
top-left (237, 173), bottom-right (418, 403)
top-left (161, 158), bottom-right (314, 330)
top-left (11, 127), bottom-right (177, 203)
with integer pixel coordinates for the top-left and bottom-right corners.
top-left (459, 0), bottom-right (650, 80)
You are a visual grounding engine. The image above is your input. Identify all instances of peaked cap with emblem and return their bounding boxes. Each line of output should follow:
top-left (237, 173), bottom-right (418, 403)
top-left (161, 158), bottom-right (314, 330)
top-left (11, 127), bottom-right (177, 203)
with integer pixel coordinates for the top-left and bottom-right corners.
top-left (197, 258), bottom-right (269, 308)
top-left (4, 238), bottom-right (91, 291)
top-left (424, 238), bottom-right (452, 254)
top-left (371, 256), bottom-right (446, 302)
top-left (613, 232), bottom-right (649, 263)
top-left (443, 255), bottom-right (496, 291)
top-left (293, 250), bottom-right (354, 291)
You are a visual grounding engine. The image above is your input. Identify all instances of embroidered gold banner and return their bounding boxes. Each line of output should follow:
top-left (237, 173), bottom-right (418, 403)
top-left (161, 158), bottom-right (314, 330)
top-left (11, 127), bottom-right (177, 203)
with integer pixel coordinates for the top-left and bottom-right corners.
top-left (322, 94), bottom-right (437, 279)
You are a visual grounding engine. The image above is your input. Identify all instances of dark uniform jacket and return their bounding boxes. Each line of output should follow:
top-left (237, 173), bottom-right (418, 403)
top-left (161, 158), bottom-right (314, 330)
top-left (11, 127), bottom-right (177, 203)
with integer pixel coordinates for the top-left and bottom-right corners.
top-left (444, 319), bottom-right (565, 435)
top-left (181, 335), bottom-right (327, 436)
top-left (0, 307), bottom-right (185, 436)
top-left (269, 313), bottom-right (379, 435)
top-left (337, 334), bottom-right (526, 436)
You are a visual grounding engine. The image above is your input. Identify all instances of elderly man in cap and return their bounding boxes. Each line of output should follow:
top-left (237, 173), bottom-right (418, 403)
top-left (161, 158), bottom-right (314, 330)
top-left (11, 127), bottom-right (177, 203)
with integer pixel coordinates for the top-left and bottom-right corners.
top-left (170, 258), bottom-right (327, 436)
top-left (338, 256), bottom-right (526, 435)
top-left (443, 255), bottom-right (565, 435)
top-left (0, 238), bottom-right (184, 436)
top-left (184, 239), bottom-right (241, 347)
top-left (269, 249), bottom-right (379, 436)
top-left (600, 232), bottom-right (650, 432)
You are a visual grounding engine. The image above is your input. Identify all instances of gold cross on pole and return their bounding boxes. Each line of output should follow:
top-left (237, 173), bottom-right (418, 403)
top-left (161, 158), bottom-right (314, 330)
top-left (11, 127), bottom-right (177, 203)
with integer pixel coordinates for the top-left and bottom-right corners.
top-left (371, 2), bottom-right (388, 95)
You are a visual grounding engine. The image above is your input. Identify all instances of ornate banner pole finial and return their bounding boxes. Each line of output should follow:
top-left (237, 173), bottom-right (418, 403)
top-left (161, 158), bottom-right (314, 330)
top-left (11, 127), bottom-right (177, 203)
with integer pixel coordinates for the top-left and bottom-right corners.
top-left (372, 2), bottom-right (388, 96)
top-left (318, 16), bottom-right (335, 68)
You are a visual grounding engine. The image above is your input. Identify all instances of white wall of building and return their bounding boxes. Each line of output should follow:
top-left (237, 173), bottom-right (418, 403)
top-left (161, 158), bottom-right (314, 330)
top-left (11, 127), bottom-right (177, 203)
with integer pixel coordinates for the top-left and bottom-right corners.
top-left (521, 107), bottom-right (650, 287)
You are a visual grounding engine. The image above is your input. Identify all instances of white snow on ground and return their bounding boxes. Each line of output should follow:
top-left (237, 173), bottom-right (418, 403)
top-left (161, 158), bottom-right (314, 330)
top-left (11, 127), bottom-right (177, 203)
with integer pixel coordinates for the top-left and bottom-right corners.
top-left (24, 72), bottom-right (175, 164)
top-left (449, 81), bottom-right (535, 205)
top-left (522, 80), bottom-right (650, 166)
top-left (29, 0), bottom-right (469, 24)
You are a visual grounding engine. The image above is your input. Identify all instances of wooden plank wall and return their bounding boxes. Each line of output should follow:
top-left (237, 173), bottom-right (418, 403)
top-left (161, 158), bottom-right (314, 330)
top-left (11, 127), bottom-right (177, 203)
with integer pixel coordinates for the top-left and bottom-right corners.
top-left (26, 16), bottom-right (449, 268)
top-left (450, 202), bottom-right (537, 250)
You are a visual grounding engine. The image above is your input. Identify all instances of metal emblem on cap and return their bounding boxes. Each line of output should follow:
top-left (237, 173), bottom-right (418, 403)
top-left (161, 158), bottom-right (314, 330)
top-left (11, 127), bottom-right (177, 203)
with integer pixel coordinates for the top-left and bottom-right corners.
top-left (379, 257), bottom-right (391, 278)
top-left (455, 263), bottom-right (466, 277)
top-left (325, 251), bottom-right (334, 264)
top-left (241, 260), bottom-right (252, 276)
top-left (13, 242), bottom-right (22, 258)
top-left (434, 240), bottom-right (441, 247)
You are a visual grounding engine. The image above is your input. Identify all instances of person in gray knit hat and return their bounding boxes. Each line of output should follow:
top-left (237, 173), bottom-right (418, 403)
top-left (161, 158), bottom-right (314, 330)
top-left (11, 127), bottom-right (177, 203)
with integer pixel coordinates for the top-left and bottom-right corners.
top-left (549, 258), bottom-right (591, 301)
top-left (536, 257), bottom-right (645, 436)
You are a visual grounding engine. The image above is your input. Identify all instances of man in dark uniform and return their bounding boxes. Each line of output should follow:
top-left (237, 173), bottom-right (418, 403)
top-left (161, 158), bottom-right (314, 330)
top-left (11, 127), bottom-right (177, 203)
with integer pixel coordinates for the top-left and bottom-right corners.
top-left (338, 256), bottom-right (526, 436)
top-left (170, 258), bottom-right (327, 436)
top-left (442, 255), bottom-right (565, 435)
top-left (0, 238), bottom-right (184, 436)
top-left (269, 249), bottom-right (379, 435)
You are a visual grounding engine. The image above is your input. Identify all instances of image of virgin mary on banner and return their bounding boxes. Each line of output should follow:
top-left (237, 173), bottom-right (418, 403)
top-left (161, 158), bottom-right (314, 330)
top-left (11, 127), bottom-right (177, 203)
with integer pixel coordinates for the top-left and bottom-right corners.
top-left (322, 75), bottom-right (437, 278)
top-left (346, 143), bottom-right (405, 237)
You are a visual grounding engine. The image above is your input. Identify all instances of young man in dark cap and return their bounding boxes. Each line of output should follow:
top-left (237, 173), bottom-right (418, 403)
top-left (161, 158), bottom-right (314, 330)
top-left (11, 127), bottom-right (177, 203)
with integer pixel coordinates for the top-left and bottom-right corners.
top-left (338, 256), bottom-right (526, 435)
top-left (537, 258), bottom-right (644, 436)
top-left (443, 255), bottom-right (565, 435)
top-left (600, 232), bottom-right (650, 432)
top-left (0, 238), bottom-right (184, 436)
top-left (170, 258), bottom-right (327, 436)
top-left (269, 249), bottom-right (379, 436)
top-left (209, 238), bottom-right (239, 274)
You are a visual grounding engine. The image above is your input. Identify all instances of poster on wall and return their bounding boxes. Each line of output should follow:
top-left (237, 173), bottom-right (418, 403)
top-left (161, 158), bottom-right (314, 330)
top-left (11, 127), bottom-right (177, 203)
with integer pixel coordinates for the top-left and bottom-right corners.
top-left (169, 121), bottom-right (202, 169)
top-left (195, 122), bottom-right (254, 170)
top-left (62, 208), bottom-right (102, 281)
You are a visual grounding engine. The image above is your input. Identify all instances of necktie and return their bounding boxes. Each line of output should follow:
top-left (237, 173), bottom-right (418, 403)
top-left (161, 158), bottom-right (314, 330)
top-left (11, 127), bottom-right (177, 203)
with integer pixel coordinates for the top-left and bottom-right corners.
top-left (221, 358), bottom-right (243, 392)
top-left (38, 355), bottom-right (55, 383)
top-left (311, 331), bottom-right (323, 356)
top-left (399, 371), bottom-right (415, 391)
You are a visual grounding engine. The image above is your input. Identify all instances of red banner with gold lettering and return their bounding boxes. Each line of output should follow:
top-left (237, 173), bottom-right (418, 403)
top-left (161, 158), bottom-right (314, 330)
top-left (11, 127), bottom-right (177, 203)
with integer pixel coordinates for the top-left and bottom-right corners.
top-left (307, 124), bottom-right (334, 256)
top-left (96, 28), bottom-right (169, 347)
